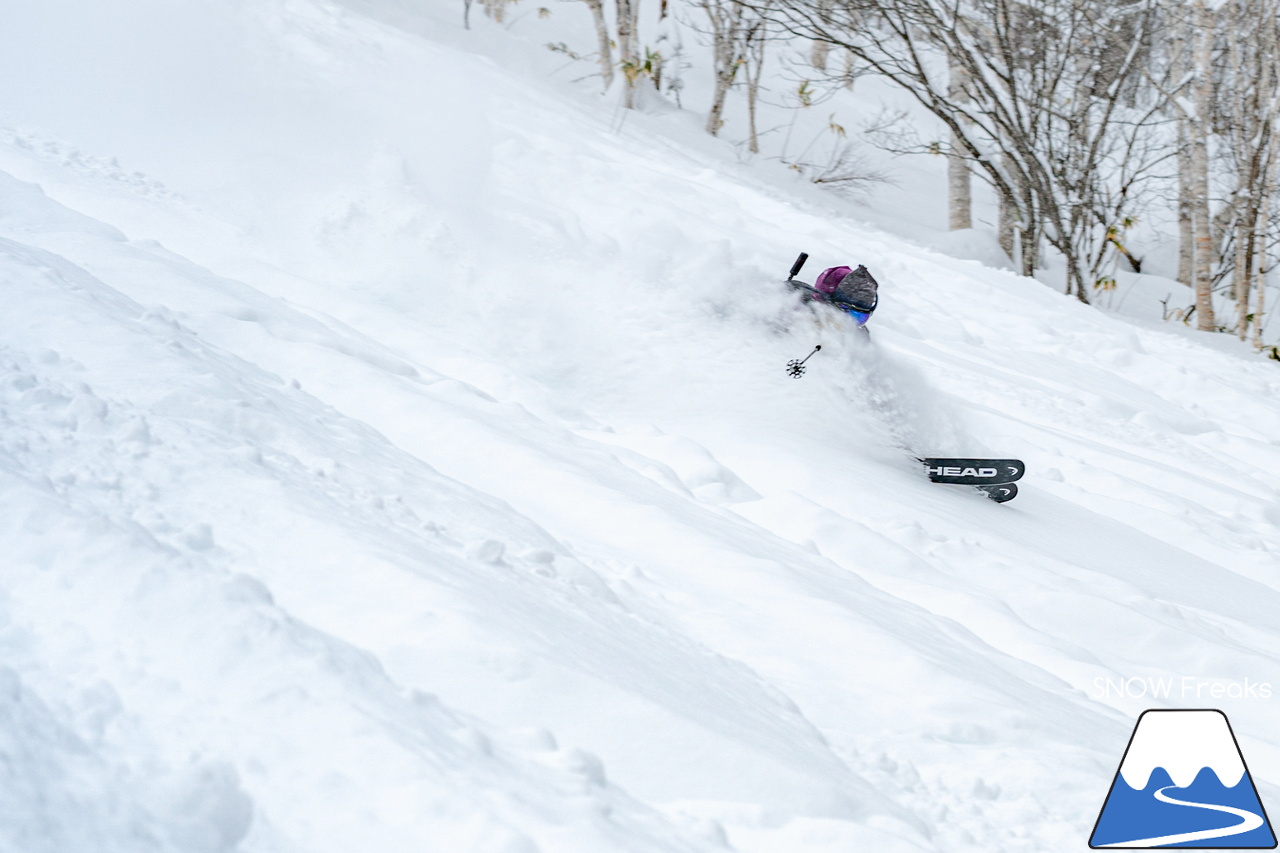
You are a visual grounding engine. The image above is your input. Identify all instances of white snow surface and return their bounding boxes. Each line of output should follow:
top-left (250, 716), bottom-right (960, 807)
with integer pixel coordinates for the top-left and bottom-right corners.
top-left (1118, 710), bottom-right (1247, 790)
top-left (1, 1), bottom-right (1280, 851)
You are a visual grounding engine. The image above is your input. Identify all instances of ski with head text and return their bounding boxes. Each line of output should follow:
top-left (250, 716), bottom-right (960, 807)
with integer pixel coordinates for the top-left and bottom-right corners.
top-left (920, 458), bottom-right (1025, 485)
top-left (974, 482), bottom-right (1018, 503)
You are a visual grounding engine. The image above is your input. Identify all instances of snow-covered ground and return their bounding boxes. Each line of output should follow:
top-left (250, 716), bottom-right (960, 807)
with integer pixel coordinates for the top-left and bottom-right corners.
top-left (2, 1), bottom-right (1280, 851)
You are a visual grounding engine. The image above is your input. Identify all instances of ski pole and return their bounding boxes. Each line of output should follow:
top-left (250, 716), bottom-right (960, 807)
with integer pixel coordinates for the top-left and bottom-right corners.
top-left (786, 345), bottom-right (821, 378)
top-left (788, 252), bottom-right (809, 281)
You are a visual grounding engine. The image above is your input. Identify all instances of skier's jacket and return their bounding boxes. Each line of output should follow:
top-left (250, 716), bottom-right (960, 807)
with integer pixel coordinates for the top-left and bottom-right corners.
top-left (814, 264), bottom-right (879, 313)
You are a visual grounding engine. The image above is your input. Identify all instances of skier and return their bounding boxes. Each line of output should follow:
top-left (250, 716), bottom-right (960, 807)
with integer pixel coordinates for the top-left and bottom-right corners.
top-left (781, 253), bottom-right (1021, 501)
top-left (785, 253), bottom-right (879, 328)
top-left (812, 264), bottom-right (879, 326)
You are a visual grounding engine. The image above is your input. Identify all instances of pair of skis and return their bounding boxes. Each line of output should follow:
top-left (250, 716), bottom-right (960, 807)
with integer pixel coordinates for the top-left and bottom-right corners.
top-left (920, 458), bottom-right (1024, 502)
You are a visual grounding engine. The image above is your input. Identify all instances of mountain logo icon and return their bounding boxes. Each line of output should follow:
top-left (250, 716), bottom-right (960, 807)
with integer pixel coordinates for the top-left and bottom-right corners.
top-left (1090, 709), bottom-right (1277, 848)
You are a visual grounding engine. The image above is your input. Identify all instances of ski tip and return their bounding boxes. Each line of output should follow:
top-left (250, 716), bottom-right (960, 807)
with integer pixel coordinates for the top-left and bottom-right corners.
top-left (976, 482), bottom-right (1018, 503)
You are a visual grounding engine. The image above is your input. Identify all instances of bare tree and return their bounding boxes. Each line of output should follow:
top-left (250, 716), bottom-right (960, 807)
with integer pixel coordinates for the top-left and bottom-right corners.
top-left (1187, 0), bottom-right (1217, 330)
top-left (947, 56), bottom-right (972, 230)
top-left (701, 0), bottom-right (747, 134)
top-left (1161, 5), bottom-right (1196, 288)
top-left (762, 0), bottom-right (1166, 301)
top-left (810, 0), bottom-right (834, 70)
top-left (1155, 0), bottom-right (1280, 335)
top-left (617, 0), bottom-right (642, 107)
top-left (742, 10), bottom-right (773, 152)
top-left (697, 0), bottom-right (773, 138)
top-left (1252, 156), bottom-right (1278, 347)
top-left (1175, 130), bottom-right (1196, 287)
top-left (1219, 0), bottom-right (1280, 339)
top-left (582, 0), bottom-right (616, 92)
top-left (1253, 177), bottom-right (1274, 347)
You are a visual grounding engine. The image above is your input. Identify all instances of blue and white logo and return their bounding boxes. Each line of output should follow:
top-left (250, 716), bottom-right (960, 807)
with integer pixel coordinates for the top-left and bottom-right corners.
top-left (1090, 709), bottom-right (1276, 848)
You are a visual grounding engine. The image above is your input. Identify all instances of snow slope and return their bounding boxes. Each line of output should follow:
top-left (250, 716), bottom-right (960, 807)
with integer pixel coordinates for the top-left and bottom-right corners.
top-left (2, 1), bottom-right (1280, 851)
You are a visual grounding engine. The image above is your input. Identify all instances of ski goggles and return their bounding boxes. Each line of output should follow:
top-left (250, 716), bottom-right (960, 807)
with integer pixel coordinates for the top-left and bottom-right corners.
top-left (836, 303), bottom-right (872, 325)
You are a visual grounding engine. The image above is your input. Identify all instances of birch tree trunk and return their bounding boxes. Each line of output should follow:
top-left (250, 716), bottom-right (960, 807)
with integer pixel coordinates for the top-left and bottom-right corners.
top-left (811, 40), bottom-right (831, 72)
top-left (1170, 8), bottom-right (1196, 288)
top-left (1190, 0), bottom-right (1217, 331)
top-left (947, 58), bottom-right (972, 231)
top-left (1066, 250), bottom-right (1083, 305)
top-left (1254, 254), bottom-right (1269, 347)
top-left (1020, 205), bottom-right (1039, 279)
top-left (701, 0), bottom-right (748, 136)
top-left (583, 0), bottom-right (615, 92)
top-left (1228, 0), bottom-right (1249, 327)
top-left (1239, 0), bottom-right (1280, 339)
top-left (1253, 152), bottom-right (1277, 347)
top-left (1177, 124), bottom-right (1195, 287)
top-left (996, 148), bottom-right (1016, 263)
top-left (809, 0), bottom-right (832, 70)
top-left (705, 46), bottom-right (738, 135)
top-left (1233, 210), bottom-right (1255, 338)
top-left (1253, 222), bottom-right (1270, 348)
top-left (617, 0), bottom-right (640, 108)
top-left (743, 19), bottom-right (769, 153)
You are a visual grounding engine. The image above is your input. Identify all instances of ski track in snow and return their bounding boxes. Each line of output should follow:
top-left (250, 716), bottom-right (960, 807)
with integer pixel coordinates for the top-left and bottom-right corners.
top-left (1, 0), bottom-right (1280, 851)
